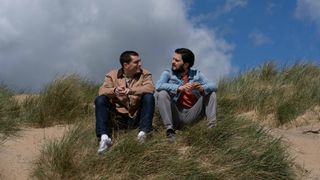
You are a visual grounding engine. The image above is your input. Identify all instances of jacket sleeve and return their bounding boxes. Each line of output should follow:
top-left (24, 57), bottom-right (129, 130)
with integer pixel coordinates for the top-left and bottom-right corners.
top-left (197, 71), bottom-right (217, 94)
top-left (130, 72), bottom-right (155, 95)
top-left (155, 70), bottom-right (180, 94)
top-left (98, 72), bottom-right (116, 97)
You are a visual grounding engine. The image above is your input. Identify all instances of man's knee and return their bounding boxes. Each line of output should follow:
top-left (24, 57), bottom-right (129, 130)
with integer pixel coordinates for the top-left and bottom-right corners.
top-left (205, 91), bottom-right (217, 101)
top-left (94, 95), bottom-right (109, 107)
top-left (208, 91), bottom-right (216, 98)
top-left (156, 90), bottom-right (170, 100)
top-left (141, 93), bottom-right (155, 105)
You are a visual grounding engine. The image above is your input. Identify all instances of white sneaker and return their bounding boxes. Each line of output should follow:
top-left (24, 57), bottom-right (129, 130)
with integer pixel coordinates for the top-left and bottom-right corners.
top-left (137, 131), bottom-right (146, 143)
top-left (97, 134), bottom-right (112, 154)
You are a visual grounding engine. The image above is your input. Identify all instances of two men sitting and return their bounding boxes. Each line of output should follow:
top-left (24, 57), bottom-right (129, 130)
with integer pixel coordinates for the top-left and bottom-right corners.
top-left (95, 48), bottom-right (217, 153)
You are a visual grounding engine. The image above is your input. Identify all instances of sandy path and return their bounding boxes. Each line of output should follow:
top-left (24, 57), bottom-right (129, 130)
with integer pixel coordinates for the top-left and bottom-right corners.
top-left (0, 122), bottom-right (319, 179)
top-left (270, 123), bottom-right (320, 180)
top-left (0, 126), bottom-right (69, 180)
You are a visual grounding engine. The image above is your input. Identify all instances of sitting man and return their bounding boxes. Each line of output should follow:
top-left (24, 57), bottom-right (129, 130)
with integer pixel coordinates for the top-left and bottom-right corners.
top-left (155, 48), bottom-right (217, 142)
top-left (95, 50), bottom-right (155, 153)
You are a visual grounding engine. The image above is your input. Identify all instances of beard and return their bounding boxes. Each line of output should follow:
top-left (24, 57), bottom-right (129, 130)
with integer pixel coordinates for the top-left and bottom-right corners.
top-left (172, 64), bottom-right (185, 73)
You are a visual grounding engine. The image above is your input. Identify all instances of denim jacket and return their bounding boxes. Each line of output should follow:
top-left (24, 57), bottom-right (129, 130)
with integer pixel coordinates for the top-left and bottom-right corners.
top-left (155, 69), bottom-right (217, 102)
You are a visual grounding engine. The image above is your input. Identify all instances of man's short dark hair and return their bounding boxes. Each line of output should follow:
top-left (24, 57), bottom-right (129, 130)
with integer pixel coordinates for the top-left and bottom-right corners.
top-left (175, 48), bottom-right (195, 69)
top-left (120, 51), bottom-right (139, 67)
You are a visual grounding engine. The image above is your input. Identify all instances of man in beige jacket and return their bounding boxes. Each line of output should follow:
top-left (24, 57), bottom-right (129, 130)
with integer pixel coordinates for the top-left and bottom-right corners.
top-left (95, 50), bottom-right (155, 153)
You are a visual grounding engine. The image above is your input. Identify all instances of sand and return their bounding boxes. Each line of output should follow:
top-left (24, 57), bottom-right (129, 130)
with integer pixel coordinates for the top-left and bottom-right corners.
top-left (270, 123), bottom-right (320, 180)
top-left (0, 126), bottom-right (69, 180)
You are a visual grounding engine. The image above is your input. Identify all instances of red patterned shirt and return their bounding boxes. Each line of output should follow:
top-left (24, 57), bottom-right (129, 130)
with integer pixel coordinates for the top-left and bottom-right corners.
top-left (177, 74), bottom-right (199, 109)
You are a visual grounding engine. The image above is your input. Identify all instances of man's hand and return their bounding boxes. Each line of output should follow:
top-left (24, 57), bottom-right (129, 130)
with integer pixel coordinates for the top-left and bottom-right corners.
top-left (178, 83), bottom-right (193, 92)
top-left (115, 86), bottom-right (130, 96)
top-left (192, 82), bottom-right (204, 93)
top-left (178, 82), bottom-right (205, 93)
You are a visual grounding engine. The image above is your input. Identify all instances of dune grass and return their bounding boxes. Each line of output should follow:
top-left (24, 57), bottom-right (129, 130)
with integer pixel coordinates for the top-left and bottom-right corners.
top-left (4, 62), bottom-right (319, 178)
top-left (0, 84), bottom-right (20, 140)
top-left (1, 74), bottom-right (97, 139)
top-left (32, 110), bottom-right (295, 179)
top-left (20, 74), bottom-right (98, 127)
top-left (32, 77), bottom-right (297, 179)
top-left (31, 62), bottom-right (320, 179)
top-left (218, 62), bottom-right (320, 126)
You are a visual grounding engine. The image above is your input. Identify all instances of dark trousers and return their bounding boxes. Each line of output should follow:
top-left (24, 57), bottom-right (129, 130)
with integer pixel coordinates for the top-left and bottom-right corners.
top-left (95, 93), bottom-right (154, 138)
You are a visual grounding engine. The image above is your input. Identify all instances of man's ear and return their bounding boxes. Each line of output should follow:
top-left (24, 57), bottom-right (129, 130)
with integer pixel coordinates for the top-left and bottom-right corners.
top-left (123, 63), bottom-right (128, 69)
top-left (183, 63), bottom-right (189, 69)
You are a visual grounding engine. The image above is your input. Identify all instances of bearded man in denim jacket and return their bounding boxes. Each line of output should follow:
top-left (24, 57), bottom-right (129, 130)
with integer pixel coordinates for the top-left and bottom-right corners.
top-left (155, 48), bottom-right (217, 142)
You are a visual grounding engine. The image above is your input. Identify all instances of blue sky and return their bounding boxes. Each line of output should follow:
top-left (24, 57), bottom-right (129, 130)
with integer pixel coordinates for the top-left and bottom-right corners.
top-left (0, 0), bottom-right (319, 91)
top-left (189, 0), bottom-right (320, 71)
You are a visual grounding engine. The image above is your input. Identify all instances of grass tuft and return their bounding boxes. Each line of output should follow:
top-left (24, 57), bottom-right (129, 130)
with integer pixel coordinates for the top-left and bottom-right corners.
top-left (219, 62), bottom-right (320, 126)
top-left (21, 74), bottom-right (98, 127)
top-left (32, 115), bottom-right (295, 179)
top-left (11, 62), bottom-right (319, 179)
top-left (0, 84), bottom-right (20, 140)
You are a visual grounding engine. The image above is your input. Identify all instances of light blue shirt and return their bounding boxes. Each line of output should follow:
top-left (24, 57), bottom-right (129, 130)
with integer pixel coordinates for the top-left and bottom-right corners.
top-left (156, 69), bottom-right (217, 102)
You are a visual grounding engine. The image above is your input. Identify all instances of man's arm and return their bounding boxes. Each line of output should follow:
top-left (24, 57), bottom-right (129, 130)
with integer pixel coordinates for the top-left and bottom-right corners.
top-left (155, 70), bottom-right (180, 94)
top-left (196, 71), bottom-right (217, 95)
top-left (98, 72), bottom-right (116, 97)
top-left (129, 72), bottom-right (155, 95)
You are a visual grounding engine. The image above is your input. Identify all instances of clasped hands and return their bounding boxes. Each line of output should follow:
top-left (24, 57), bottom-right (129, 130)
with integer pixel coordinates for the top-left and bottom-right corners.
top-left (178, 82), bottom-right (204, 92)
top-left (114, 86), bottom-right (130, 96)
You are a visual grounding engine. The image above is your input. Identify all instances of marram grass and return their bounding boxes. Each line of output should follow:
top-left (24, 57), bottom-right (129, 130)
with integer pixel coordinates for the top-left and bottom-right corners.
top-left (20, 74), bottom-right (98, 127)
top-left (32, 115), bottom-right (295, 179)
top-left (0, 84), bottom-right (20, 140)
top-left (2, 62), bottom-right (318, 178)
top-left (218, 62), bottom-right (320, 126)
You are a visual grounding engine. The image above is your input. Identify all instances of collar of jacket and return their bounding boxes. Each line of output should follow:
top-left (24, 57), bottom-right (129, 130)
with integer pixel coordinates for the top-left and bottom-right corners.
top-left (116, 68), bottom-right (143, 79)
top-left (173, 69), bottom-right (197, 80)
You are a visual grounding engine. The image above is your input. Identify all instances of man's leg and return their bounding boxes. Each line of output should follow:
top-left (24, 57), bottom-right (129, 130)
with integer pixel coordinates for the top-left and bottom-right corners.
top-left (180, 97), bottom-right (204, 124)
top-left (155, 90), bottom-right (175, 130)
top-left (95, 95), bottom-right (113, 153)
top-left (137, 93), bottom-right (155, 133)
top-left (95, 95), bottom-right (113, 138)
top-left (156, 90), bottom-right (183, 142)
top-left (181, 92), bottom-right (217, 128)
top-left (204, 92), bottom-right (217, 128)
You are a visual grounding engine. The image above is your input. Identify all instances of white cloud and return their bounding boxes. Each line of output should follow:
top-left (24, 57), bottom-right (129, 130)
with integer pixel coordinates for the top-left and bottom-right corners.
top-left (249, 31), bottom-right (271, 46)
top-left (223, 0), bottom-right (248, 13)
top-left (295, 0), bottom-right (320, 30)
top-left (191, 0), bottom-right (248, 24)
top-left (185, 28), bottom-right (233, 82)
top-left (266, 2), bottom-right (276, 15)
top-left (0, 0), bottom-right (232, 91)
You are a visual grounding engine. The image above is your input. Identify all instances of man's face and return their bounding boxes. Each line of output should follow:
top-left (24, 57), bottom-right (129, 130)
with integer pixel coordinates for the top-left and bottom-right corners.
top-left (123, 55), bottom-right (142, 76)
top-left (171, 53), bottom-right (185, 73)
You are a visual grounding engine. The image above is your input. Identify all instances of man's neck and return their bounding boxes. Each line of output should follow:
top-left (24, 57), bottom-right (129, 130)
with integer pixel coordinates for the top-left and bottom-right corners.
top-left (124, 73), bottom-right (133, 78)
top-left (180, 69), bottom-right (189, 76)
top-left (123, 69), bottom-right (136, 79)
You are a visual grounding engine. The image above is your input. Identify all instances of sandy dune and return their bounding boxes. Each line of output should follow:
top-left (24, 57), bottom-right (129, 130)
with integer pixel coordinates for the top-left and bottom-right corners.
top-left (0, 126), bottom-right (69, 180)
top-left (270, 123), bottom-right (320, 180)
top-left (0, 122), bottom-right (319, 179)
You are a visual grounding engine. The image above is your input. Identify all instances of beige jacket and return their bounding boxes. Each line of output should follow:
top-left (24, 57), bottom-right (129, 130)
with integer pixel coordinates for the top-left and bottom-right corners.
top-left (98, 68), bottom-right (154, 118)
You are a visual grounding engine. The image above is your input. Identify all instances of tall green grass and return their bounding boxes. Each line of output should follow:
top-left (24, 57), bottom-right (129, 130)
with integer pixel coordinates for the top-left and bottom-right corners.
top-left (219, 62), bottom-right (320, 126)
top-left (32, 75), bottom-right (298, 179)
top-left (24, 62), bottom-right (320, 179)
top-left (0, 84), bottom-right (20, 140)
top-left (32, 115), bottom-right (295, 179)
top-left (21, 74), bottom-right (98, 127)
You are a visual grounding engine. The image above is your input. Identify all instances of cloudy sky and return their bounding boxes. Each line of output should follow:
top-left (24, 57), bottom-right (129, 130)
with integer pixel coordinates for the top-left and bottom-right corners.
top-left (0, 0), bottom-right (319, 91)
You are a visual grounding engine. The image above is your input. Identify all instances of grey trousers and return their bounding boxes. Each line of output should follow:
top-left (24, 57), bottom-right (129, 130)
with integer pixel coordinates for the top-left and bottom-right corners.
top-left (155, 90), bottom-right (217, 130)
